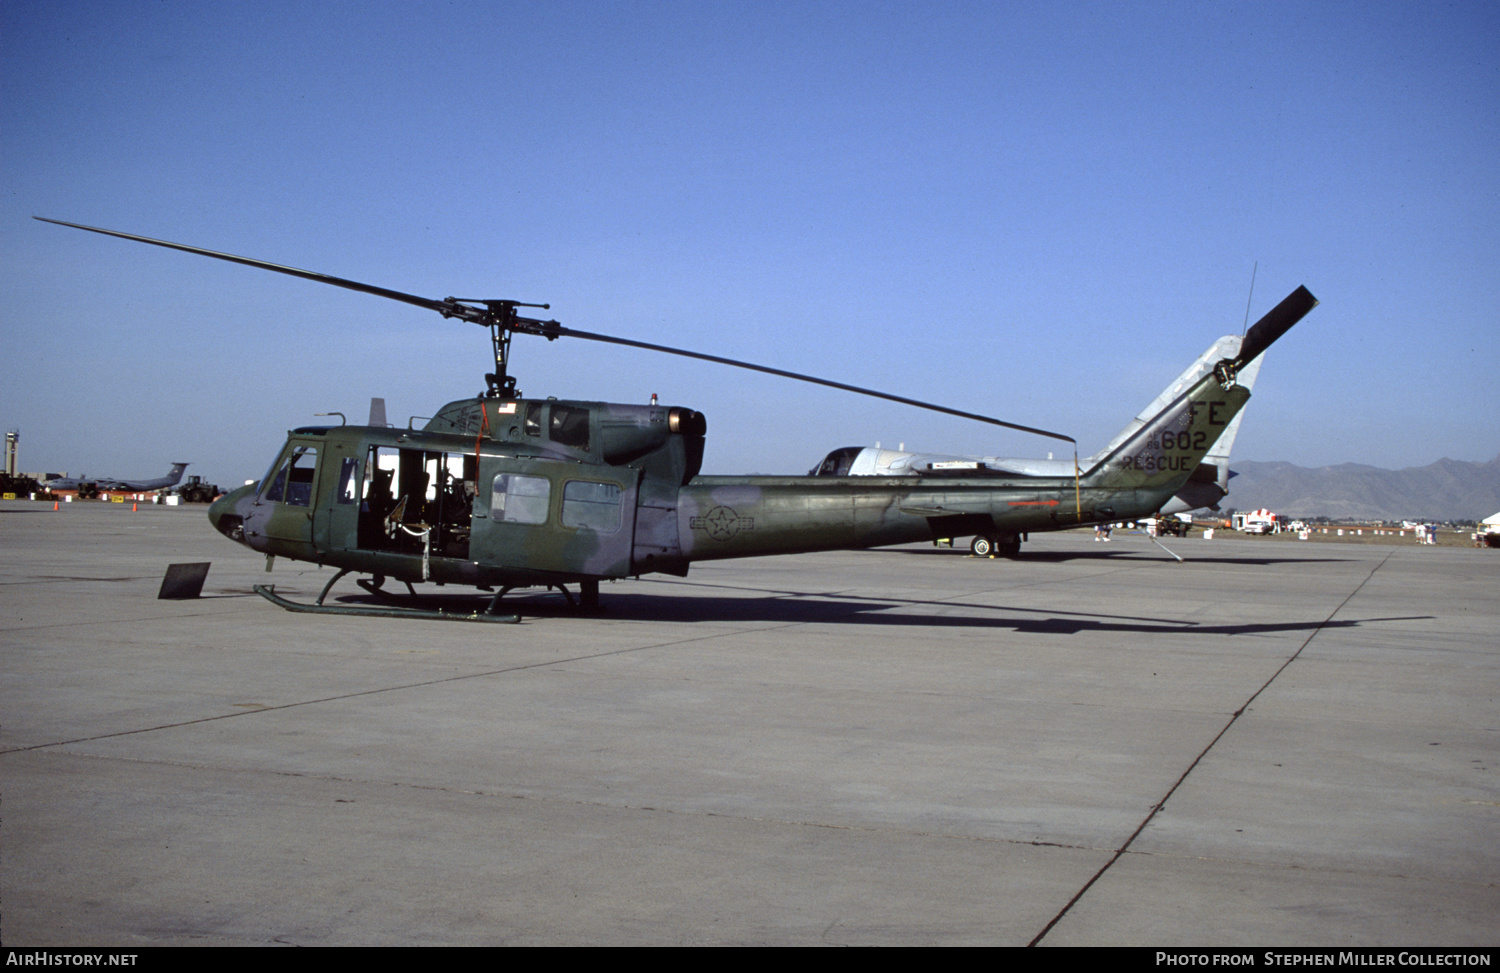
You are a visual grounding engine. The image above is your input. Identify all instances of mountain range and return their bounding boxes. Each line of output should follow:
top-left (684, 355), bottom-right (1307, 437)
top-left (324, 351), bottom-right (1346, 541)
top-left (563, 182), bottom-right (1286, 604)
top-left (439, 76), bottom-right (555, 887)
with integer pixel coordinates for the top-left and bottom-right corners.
top-left (1224, 455), bottom-right (1500, 522)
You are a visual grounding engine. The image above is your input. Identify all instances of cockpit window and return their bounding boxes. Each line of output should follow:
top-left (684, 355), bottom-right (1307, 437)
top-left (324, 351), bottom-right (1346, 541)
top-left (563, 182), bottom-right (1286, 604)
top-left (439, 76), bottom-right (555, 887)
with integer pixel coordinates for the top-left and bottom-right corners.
top-left (263, 446), bottom-right (318, 506)
top-left (813, 446), bottom-right (862, 477)
top-left (336, 457), bottom-right (360, 504)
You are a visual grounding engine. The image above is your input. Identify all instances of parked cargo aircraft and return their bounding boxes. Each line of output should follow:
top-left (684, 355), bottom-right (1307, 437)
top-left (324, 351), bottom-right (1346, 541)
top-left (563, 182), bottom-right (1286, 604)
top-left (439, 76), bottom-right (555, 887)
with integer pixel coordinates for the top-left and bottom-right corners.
top-left (44, 462), bottom-right (189, 493)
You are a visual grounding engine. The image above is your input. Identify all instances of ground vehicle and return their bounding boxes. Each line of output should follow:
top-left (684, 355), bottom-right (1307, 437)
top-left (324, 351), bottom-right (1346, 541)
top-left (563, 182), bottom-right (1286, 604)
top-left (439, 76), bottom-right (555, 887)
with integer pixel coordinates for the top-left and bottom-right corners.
top-left (1232, 508), bottom-right (1280, 533)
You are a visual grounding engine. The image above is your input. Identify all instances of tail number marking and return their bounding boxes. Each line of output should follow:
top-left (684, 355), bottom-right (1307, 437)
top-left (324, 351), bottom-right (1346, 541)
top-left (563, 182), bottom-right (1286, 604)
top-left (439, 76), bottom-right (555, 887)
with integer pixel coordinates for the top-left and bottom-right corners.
top-left (1159, 430), bottom-right (1207, 451)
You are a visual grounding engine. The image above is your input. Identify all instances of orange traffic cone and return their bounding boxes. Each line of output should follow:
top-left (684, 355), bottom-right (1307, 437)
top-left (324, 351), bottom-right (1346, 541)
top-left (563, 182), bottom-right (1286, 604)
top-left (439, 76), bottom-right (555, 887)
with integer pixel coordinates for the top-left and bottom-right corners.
top-left (132, 502), bottom-right (138, 512)
top-left (53, 500), bottom-right (59, 511)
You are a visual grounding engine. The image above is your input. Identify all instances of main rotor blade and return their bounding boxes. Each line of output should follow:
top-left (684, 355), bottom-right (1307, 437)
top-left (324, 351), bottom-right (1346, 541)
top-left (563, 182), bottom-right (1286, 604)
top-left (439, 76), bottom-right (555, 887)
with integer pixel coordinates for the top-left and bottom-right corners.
top-left (530, 323), bottom-right (1077, 444)
top-left (1234, 285), bottom-right (1318, 368)
top-left (34, 217), bottom-right (472, 321)
top-left (38, 216), bottom-right (1076, 445)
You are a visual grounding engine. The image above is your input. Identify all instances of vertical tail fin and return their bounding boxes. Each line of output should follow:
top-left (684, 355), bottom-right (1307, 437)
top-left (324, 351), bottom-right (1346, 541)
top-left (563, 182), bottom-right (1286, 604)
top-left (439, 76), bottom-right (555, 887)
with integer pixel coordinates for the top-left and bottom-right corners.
top-left (1084, 374), bottom-right (1250, 492)
top-left (1089, 335), bottom-right (1241, 466)
top-left (1090, 287), bottom-right (1318, 468)
top-left (1085, 285), bottom-right (1317, 501)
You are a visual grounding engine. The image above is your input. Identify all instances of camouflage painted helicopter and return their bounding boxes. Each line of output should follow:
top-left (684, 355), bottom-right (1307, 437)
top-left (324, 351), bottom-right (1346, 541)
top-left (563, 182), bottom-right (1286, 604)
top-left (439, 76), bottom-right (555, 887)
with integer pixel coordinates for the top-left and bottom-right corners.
top-left (38, 217), bottom-right (1317, 620)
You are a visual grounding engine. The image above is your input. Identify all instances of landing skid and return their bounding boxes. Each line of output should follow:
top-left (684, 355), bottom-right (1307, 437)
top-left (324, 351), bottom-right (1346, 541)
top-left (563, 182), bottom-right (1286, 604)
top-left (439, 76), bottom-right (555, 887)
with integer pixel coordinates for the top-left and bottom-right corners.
top-left (253, 583), bottom-right (521, 623)
top-left (251, 568), bottom-right (603, 621)
top-left (358, 575), bottom-right (417, 599)
top-left (253, 568), bottom-right (519, 623)
top-left (488, 577), bottom-right (600, 610)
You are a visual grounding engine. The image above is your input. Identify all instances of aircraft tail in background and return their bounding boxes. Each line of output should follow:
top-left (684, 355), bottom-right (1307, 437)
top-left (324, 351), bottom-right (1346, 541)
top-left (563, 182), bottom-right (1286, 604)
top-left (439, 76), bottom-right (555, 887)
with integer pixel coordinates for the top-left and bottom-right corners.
top-left (811, 286), bottom-right (1320, 516)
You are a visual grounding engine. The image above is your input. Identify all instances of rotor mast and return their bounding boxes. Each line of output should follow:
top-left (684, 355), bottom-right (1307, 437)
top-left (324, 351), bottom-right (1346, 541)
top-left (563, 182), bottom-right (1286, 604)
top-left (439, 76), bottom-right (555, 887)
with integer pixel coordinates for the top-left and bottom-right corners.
top-left (444, 298), bottom-right (555, 399)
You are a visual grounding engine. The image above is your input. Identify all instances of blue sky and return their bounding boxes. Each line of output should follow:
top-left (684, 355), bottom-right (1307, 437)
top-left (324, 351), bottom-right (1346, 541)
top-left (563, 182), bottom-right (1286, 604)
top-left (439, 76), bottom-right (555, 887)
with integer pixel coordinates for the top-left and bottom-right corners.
top-left (3, 0), bottom-right (1496, 486)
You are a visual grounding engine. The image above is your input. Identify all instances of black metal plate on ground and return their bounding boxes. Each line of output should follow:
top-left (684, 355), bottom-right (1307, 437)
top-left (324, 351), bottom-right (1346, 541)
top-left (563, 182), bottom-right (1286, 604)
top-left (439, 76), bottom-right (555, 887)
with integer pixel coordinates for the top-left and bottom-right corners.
top-left (158, 562), bottom-right (211, 599)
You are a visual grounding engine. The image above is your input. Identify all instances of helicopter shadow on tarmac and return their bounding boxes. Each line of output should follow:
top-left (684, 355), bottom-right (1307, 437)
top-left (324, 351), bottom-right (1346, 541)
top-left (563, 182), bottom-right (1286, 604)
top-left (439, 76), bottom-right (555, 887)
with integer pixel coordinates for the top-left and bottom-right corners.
top-left (878, 546), bottom-right (1356, 567)
top-left (314, 579), bottom-right (1425, 638)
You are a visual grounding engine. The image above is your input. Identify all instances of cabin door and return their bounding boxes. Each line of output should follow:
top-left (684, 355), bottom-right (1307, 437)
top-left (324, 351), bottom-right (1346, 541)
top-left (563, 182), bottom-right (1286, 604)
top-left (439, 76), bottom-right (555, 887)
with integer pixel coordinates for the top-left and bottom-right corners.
top-left (247, 438), bottom-right (321, 547)
top-left (313, 441), bottom-right (363, 554)
top-left (472, 457), bottom-right (640, 578)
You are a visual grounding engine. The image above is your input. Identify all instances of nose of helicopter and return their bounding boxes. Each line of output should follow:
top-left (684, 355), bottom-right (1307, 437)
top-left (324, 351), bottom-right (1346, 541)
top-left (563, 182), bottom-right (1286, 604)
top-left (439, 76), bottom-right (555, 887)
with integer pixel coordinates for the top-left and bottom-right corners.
top-left (208, 482), bottom-right (257, 543)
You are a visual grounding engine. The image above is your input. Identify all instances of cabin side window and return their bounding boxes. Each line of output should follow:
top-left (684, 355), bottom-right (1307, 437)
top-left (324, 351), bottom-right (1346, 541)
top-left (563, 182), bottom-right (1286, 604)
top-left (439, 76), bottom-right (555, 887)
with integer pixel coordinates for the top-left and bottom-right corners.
top-left (549, 405), bottom-right (590, 450)
top-left (262, 445), bottom-right (318, 506)
top-left (491, 474), bottom-right (550, 525)
top-left (561, 480), bottom-right (622, 532)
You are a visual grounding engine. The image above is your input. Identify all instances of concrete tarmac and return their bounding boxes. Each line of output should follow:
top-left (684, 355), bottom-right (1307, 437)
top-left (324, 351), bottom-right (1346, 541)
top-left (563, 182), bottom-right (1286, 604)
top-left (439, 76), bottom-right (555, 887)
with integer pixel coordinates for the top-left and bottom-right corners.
top-left (2, 500), bottom-right (1495, 946)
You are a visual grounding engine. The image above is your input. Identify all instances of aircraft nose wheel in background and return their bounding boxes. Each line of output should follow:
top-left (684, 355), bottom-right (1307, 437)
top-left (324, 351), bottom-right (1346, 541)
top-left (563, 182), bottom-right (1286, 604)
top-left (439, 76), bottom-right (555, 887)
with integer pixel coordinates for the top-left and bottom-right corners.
top-left (970, 534), bottom-right (1021, 558)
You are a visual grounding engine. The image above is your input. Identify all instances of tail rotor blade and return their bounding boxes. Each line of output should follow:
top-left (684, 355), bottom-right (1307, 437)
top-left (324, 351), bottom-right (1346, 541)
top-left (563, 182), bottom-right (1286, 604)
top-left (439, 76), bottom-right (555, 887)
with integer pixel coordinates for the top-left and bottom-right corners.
top-left (1235, 285), bottom-right (1318, 368)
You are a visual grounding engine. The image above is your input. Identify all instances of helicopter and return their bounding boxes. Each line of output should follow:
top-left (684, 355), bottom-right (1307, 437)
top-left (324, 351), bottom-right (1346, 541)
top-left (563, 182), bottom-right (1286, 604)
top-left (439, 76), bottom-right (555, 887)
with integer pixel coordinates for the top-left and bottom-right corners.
top-left (37, 217), bottom-right (1317, 620)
